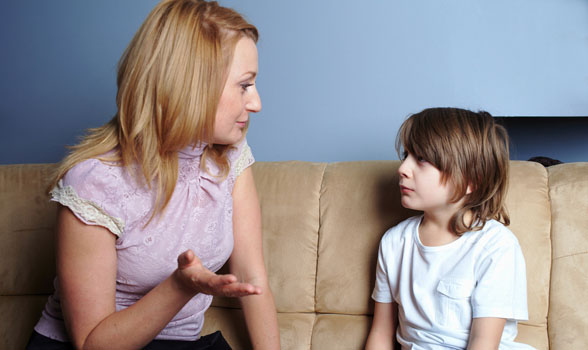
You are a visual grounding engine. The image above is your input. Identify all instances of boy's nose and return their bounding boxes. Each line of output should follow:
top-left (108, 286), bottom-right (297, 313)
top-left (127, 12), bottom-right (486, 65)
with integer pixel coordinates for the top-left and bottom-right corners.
top-left (398, 160), bottom-right (410, 178)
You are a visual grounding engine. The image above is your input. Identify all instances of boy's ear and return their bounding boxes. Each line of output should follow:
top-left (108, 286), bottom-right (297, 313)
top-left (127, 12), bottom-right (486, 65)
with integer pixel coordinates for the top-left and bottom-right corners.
top-left (466, 184), bottom-right (473, 195)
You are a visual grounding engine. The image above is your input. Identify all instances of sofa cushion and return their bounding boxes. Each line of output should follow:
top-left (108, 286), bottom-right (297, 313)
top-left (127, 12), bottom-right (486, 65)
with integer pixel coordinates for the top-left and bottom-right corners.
top-left (311, 314), bottom-right (370, 350)
top-left (203, 307), bottom-right (316, 350)
top-left (0, 164), bottom-right (58, 350)
top-left (505, 162), bottom-right (551, 350)
top-left (316, 161), bottom-right (417, 315)
top-left (547, 162), bottom-right (588, 349)
top-left (212, 161), bottom-right (327, 314)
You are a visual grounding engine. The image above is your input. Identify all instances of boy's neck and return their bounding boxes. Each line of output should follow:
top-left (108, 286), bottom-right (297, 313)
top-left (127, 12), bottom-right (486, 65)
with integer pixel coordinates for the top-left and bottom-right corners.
top-left (419, 215), bottom-right (458, 247)
top-left (419, 208), bottom-right (472, 247)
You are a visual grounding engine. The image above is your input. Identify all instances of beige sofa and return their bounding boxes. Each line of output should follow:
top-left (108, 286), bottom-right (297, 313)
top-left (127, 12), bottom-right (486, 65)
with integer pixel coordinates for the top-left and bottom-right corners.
top-left (1, 161), bottom-right (587, 349)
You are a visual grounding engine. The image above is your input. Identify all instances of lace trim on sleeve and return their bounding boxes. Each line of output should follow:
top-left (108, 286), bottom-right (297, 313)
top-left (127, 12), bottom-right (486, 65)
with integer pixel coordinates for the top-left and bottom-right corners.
top-left (233, 143), bottom-right (254, 177)
top-left (51, 180), bottom-right (125, 237)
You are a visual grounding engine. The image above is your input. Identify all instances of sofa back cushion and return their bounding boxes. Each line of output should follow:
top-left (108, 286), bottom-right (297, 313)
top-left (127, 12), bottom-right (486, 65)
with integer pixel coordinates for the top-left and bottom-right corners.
top-left (505, 162), bottom-right (551, 349)
top-left (0, 164), bottom-right (58, 350)
top-left (547, 163), bottom-right (588, 349)
top-left (205, 161), bottom-right (328, 348)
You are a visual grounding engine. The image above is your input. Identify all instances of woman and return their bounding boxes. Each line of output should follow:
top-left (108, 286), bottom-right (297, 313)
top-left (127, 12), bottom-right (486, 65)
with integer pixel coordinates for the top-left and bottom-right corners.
top-left (27, 0), bottom-right (280, 349)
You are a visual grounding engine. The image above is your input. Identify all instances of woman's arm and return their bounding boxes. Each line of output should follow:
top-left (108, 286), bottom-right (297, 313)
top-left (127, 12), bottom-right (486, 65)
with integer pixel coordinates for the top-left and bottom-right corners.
top-left (467, 317), bottom-right (506, 350)
top-left (57, 206), bottom-right (259, 349)
top-left (230, 167), bottom-right (280, 349)
top-left (365, 301), bottom-right (398, 350)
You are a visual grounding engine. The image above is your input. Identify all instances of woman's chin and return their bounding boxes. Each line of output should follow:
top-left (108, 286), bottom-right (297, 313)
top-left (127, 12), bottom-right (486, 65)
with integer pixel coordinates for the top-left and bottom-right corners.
top-left (212, 132), bottom-right (243, 145)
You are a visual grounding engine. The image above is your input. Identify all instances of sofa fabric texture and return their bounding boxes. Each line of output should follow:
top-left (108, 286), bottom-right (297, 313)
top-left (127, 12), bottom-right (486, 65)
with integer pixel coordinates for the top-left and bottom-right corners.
top-left (1, 161), bottom-right (586, 349)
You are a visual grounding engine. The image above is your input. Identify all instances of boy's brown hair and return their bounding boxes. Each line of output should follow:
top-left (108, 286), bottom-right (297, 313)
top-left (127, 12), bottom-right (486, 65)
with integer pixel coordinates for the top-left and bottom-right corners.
top-left (396, 107), bottom-right (510, 235)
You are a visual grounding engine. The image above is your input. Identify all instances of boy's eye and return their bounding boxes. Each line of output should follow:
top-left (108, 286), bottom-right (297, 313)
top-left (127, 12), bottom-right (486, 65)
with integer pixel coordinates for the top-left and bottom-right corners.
top-left (401, 151), bottom-right (408, 160)
top-left (417, 156), bottom-right (426, 162)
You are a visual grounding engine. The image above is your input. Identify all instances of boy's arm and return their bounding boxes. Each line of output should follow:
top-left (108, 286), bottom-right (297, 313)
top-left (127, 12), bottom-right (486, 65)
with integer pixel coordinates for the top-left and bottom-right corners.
top-left (365, 301), bottom-right (399, 350)
top-left (467, 317), bottom-right (506, 350)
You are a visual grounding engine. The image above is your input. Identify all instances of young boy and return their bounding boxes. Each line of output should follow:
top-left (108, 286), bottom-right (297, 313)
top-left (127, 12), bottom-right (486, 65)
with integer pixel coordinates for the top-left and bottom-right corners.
top-left (366, 108), bottom-right (535, 349)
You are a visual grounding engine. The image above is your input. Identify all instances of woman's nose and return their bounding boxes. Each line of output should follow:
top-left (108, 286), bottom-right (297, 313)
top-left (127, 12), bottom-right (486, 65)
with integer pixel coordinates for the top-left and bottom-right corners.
top-left (246, 88), bottom-right (262, 113)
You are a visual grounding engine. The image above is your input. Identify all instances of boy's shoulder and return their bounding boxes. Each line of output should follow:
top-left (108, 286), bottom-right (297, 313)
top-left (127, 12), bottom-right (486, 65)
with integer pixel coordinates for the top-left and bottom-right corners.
top-left (472, 219), bottom-right (522, 252)
top-left (381, 215), bottom-right (422, 243)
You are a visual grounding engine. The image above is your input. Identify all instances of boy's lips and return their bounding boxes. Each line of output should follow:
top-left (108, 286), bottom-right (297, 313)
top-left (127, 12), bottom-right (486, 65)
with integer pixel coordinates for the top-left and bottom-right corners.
top-left (399, 185), bottom-right (413, 193)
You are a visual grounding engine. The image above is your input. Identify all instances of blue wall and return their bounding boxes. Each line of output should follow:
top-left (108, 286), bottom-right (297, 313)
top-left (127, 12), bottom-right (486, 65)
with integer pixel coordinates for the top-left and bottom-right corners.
top-left (2, 0), bottom-right (587, 164)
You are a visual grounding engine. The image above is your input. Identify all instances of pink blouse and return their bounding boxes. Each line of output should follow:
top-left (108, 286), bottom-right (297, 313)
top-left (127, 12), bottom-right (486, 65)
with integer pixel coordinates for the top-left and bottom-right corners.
top-left (34, 139), bottom-right (254, 341)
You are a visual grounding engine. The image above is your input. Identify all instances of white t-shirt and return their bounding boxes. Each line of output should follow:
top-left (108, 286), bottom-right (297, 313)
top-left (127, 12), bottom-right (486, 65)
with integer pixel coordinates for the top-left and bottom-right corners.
top-left (372, 215), bottom-right (535, 349)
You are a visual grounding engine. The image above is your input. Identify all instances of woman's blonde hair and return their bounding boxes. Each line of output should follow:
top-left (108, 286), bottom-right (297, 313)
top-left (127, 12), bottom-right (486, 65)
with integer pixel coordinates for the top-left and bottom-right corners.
top-left (396, 107), bottom-right (510, 235)
top-left (49, 0), bottom-right (258, 220)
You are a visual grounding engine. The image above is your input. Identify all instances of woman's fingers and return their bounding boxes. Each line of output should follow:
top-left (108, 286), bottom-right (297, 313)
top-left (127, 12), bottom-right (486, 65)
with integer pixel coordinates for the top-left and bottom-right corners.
top-left (177, 249), bottom-right (199, 269)
top-left (175, 250), bottom-right (261, 297)
top-left (197, 271), bottom-right (262, 297)
top-left (216, 273), bottom-right (238, 285)
top-left (204, 273), bottom-right (261, 297)
top-left (217, 280), bottom-right (262, 297)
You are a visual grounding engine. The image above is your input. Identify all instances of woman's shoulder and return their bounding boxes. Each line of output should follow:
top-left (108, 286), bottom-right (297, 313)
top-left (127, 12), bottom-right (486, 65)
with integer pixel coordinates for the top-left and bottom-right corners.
top-left (53, 157), bottom-right (131, 237)
top-left (228, 137), bottom-right (254, 178)
top-left (65, 156), bottom-right (118, 176)
top-left (61, 157), bottom-right (128, 192)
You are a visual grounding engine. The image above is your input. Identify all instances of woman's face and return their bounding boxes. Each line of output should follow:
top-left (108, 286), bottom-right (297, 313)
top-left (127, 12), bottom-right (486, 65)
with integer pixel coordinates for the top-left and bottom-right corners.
top-left (213, 37), bottom-right (261, 145)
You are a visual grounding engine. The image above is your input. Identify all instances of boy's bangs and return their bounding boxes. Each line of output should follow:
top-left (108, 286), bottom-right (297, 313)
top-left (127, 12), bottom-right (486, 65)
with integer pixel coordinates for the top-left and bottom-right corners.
top-left (399, 119), bottom-right (441, 167)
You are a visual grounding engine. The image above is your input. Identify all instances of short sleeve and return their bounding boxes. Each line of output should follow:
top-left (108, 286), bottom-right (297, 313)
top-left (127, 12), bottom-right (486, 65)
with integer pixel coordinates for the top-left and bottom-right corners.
top-left (50, 159), bottom-right (126, 237)
top-left (471, 233), bottom-right (529, 321)
top-left (230, 137), bottom-right (255, 177)
top-left (372, 234), bottom-right (394, 303)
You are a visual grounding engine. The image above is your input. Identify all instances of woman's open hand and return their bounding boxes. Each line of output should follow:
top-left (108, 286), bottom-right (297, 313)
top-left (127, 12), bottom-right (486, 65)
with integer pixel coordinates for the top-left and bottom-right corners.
top-left (174, 249), bottom-right (262, 297)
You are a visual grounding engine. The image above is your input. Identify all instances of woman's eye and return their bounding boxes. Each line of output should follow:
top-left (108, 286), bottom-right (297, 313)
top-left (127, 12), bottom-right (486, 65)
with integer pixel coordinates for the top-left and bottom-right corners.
top-left (240, 83), bottom-right (253, 91)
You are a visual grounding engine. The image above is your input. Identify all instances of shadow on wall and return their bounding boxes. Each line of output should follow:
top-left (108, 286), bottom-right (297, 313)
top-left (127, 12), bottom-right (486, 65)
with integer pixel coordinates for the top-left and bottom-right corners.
top-left (527, 156), bottom-right (563, 167)
top-left (494, 117), bottom-right (588, 163)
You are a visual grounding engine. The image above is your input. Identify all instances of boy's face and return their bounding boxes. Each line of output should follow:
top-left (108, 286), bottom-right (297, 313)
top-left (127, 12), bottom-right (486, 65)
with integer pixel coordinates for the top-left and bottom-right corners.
top-left (398, 152), bottom-right (460, 216)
